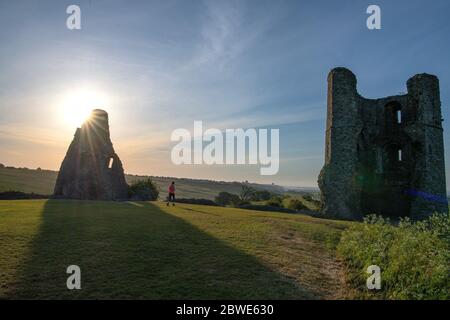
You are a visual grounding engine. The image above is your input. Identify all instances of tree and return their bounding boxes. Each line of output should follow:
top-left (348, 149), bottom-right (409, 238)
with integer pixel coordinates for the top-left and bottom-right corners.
top-left (240, 184), bottom-right (256, 202)
top-left (128, 179), bottom-right (159, 201)
top-left (215, 192), bottom-right (240, 206)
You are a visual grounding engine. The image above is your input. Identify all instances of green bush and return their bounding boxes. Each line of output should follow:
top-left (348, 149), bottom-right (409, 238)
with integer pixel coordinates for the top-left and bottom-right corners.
top-left (238, 204), bottom-right (296, 214)
top-left (266, 196), bottom-right (283, 207)
top-left (128, 179), bottom-right (159, 201)
top-left (248, 190), bottom-right (273, 201)
top-left (174, 198), bottom-right (218, 206)
top-left (337, 213), bottom-right (450, 299)
top-left (287, 199), bottom-right (308, 211)
top-left (214, 192), bottom-right (241, 206)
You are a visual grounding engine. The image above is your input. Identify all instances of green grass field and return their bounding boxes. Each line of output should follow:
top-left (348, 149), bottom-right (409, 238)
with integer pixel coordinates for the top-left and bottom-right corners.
top-left (0, 200), bottom-right (353, 299)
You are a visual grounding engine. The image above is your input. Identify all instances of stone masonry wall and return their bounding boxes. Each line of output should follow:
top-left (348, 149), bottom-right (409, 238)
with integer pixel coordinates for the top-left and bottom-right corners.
top-left (318, 68), bottom-right (448, 220)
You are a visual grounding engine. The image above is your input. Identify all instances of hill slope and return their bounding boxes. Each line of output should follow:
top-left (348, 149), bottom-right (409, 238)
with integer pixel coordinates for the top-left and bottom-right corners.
top-left (0, 200), bottom-right (353, 299)
top-left (0, 166), bottom-right (287, 199)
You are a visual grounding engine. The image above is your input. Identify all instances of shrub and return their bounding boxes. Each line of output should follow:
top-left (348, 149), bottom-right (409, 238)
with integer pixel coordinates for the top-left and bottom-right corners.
top-left (266, 196), bottom-right (283, 207)
top-left (173, 198), bottom-right (218, 206)
top-left (128, 179), bottom-right (159, 201)
top-left (287, 199), bottom-right (308, 211)
top-left (0, 191), bottom-right (49, 200)
top-left (238, 204), bottom-right (297, 214)
top-left (337, 213), bottom-right (450, 299)
top-left (215, 192), bottom-right (241, 206)
top-left (248, 190), bottom-right (273, 201)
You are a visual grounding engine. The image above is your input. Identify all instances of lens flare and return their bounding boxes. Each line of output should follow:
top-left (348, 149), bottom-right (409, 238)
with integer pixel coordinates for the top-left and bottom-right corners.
top-left (59, 88), bottom-right (109, 128)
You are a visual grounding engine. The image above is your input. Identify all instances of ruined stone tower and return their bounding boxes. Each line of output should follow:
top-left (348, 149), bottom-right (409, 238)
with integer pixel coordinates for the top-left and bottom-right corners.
top-left (54, 109), bottom-right (129, 200)
top-left (318, 68), bottom-right (448, 220)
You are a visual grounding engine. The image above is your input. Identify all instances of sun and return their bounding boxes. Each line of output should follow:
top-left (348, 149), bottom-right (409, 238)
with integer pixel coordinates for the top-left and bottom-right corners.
top-left (59, 88), bottom-right (110, 128)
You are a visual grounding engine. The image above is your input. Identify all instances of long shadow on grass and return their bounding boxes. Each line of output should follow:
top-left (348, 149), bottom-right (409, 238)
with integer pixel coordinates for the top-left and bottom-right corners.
top-left (9, 200), bottom-right (315, 299)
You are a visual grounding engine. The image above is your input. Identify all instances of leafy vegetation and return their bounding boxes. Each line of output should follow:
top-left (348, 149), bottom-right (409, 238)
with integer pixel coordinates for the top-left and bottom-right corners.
top-left (213, 189), bottom-right (321, 215)
top-left (214, 191), bottom-right (241, 206)
top-left (302, 194), bottom-right (321, 208)
top-left (266, 196), bottom-right (284, 207)
top-left (287, 199), bottom-right (308, 211)
top-left (248, 190), bottom-right (272, 201)
top-left (239, 184), bottom-right (256, 203)
top-left (0, 191), bottom-right (49, 200)
top-left (128, 179), bottom-right (159, 200)
top-left (238, 203), bottom-right (296, 213)
top-left (173, 198), bottom-right (218, 206)
top-left (337, 213), bottom-right (450, 299)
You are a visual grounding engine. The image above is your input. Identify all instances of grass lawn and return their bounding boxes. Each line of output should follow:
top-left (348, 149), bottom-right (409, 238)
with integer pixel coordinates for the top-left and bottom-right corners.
top-left (0, 200), bottom-right (353, 299)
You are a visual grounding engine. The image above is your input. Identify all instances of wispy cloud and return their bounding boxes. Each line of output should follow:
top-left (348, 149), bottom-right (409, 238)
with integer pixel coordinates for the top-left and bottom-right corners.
top-left (191, 0), bottom-right (245, 68)
top-left (0, 125), bottom-right (67, 147)
top-left (1, 0), bottom-right (450, 187)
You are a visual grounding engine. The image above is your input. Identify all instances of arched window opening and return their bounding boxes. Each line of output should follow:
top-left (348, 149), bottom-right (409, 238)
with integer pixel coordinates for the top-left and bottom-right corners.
top-left (108, 157), bottom-right (114, 169)
top-left (385, 101), bottom-right (403, 127)
top-left (396, 109), bottom-right (402, 124)
top-left (376, 148), bottom-right (383, 173)
top-left (385, 144), bottom-right (404, 170)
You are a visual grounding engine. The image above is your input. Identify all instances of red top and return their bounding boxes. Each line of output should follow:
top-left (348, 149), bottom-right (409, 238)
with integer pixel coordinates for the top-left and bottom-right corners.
top-left (168, 184), bottom-right (175, 193)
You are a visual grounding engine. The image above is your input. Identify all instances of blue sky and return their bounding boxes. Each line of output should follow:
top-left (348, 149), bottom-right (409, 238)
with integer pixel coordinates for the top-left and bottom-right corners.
top-left (1, 0), bottom-right (450, 188)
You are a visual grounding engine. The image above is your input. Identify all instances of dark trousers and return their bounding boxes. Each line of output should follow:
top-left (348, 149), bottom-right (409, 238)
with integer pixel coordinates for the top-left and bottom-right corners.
top-left (168, 193), bottom-right (175, 202)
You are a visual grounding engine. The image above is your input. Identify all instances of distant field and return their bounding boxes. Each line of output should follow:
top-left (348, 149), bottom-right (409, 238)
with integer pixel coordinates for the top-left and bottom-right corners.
top-left (0, 167), bottom-right (58, 195)
top-left (0, 200), bottom-right (353, 299)
top-left (0, 166), bottom-right (292, 200)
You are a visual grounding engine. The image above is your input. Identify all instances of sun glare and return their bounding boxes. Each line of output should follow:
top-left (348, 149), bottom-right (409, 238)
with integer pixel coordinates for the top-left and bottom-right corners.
top-left (59, 88), bottom-right (110, 128)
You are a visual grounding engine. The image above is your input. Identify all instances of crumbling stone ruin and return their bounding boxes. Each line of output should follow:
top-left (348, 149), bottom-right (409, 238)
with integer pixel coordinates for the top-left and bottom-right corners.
top-left (318, 68), bottom-right (448, 220)
top-left (54, 109), bottom-right (129, 200)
